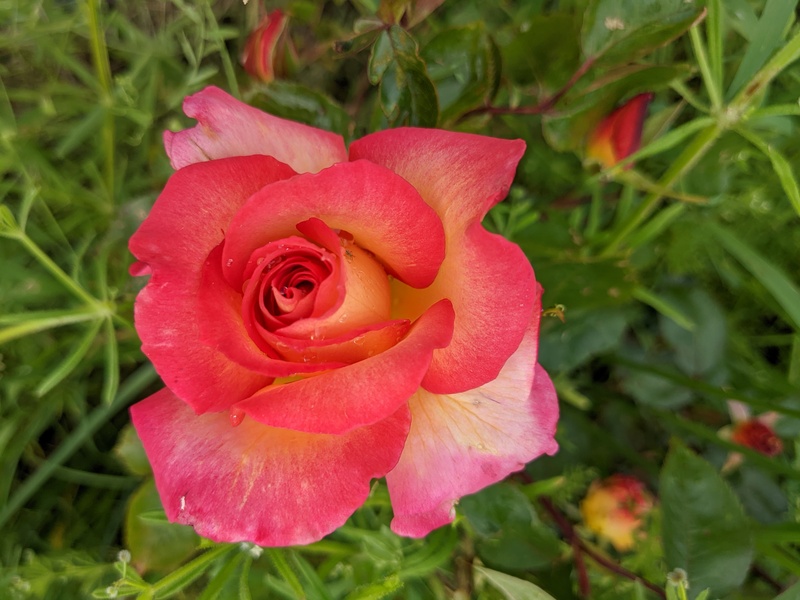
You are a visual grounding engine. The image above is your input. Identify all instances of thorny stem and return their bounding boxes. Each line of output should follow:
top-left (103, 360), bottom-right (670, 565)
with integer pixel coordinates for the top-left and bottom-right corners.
top-left (538, 497), bottom-right (667, 599)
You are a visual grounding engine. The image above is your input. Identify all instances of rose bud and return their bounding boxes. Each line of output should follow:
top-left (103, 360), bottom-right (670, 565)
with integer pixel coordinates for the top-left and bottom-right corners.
top-left (128, 87), bottom-right (559, 546)
top-left (731, 419), bottom-right (783, 456)
top-left (586, 93), bottom-right (654, 169)
top-left (722, 400), bottom-right (783, 472)
top-left (241, 9), bottom-right (288, 83)
top-left (580, 475), bottom-right (653, 552)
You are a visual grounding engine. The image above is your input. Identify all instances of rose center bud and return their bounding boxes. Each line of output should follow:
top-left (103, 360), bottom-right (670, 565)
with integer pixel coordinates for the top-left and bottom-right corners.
top-left (239, 228), bottom-right (393, 358)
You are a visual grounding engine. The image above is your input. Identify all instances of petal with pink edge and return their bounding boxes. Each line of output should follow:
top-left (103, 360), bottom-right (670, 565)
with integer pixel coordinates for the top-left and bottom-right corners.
top-left (130, 156), bottom-right (296, 413)
top-left (349, 127), bottom-right (525, 233)
top-left (221, 160), bottom-right (445, 291)
top-left (130, 388), bottom-right (411, 547)
top-left (386, 329), bottom-right (559, 538)
top-left (164, 86), bottom-right (347, 174)
top-left (233, 299), bottom-right (455, 435)
top-left (392, 224), bottom-right (538, 394)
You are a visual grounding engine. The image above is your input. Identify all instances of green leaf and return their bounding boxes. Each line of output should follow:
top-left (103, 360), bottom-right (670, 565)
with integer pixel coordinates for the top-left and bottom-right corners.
top-left (369, 29), bottom-right (395, 85)
top-left (708, 222), bottom-right (800, 331)
top-left (502, 13), bottom-right (582, 91)
top-left (726, 0), bottom-right (799, 99)
top-left (113, 424), bottom-right (152, 477)
top-left (344, 574), bottom-right (403, 600)
top-left (333, 28), bottom-right (382, 56)
top-left (421, 24), bottom-right (499, 125)
top-left (775, 580), bottom-right (800, 600)
top-left (148, 544), bottom-right (237, 598)
top-left (249, 82), bottom-right (352, 139)
top-left (461, 484), bottom-right (562, 571)
top-left (582, 0), bottom-right (704, 65)
top-left (539, 307), bottom-right (631, 372)
top-left (373, 26), bottom-right (438, 127)
top-left (660, 443), bottom-right (754, 599)
top-left (475, 566), bottom-right (557, 600)
top-left (124, 480), bottom-right (198, 574)
top-left (659, 288), bottom-right (727, 377)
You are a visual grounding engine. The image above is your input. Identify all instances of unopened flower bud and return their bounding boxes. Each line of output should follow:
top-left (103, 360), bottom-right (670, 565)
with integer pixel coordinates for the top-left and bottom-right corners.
top-left (586, 93), bottom-right (653, 169)
top-left (580, 474), bottom-right (653, 552)
top-left (241, 10), bottom-right (289, 83)
top-left (731, 419), bottom-right (783, 456)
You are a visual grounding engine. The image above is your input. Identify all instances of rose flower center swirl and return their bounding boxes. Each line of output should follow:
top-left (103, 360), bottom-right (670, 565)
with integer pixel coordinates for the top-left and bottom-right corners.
top-left (236, 218), bottom-right (395, 366)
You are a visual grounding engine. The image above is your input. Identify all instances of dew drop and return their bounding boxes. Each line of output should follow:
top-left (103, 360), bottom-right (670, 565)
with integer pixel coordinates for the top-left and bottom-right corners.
top-left (472, 399), bottom-right (481, 406)
top-left (226, 258), bottom-right (234, 267)
top-left (353, 336), bottom-right (365, 346)
top-left (338, 314), bottom-right (348, 324)
top-left (476, 442), bottom-right (486, 451)
top-left (229, 409), bottom-right (245, 427)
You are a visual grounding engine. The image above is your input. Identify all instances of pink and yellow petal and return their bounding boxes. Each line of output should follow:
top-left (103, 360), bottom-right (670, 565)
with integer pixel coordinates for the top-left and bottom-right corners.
top-left (349, 127), bottom-right (525, 234)
top-left (164, 86), bottom-right (347, 174)
top-left (393, 224), bottom-right (539, 393)
top-left (130, 156), bottom-right (296, 412)
top-left (386, 328), bottom-right (559, 538)
top-left (232, 300), bottom-right (455, 435)
top-left (222, 160), bottom-right (445, 291)
top-left (130, 388), bottom-right (410, 547)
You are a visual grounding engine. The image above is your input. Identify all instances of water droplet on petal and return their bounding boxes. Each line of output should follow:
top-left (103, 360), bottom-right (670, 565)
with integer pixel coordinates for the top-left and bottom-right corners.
top-left (353, 336), bottom-right (365, 346)
top-left (226, 258), bottom-right (234, 267)
top-left (472, 399), bottom-right (481, 406)
top-left (476, 443), bottom-right (486, 451)
top-left (229, 409), bottom-right (245, 427)
top-left (338, 314), bottom-right (348, 324)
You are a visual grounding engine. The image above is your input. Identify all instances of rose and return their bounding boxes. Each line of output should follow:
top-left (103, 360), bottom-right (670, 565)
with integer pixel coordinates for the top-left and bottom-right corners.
top-left (580, 475), bottom-right (654, 552)
top-left (129, 86), bottom-right (559, 546)
top-left (586, 93), bottom-right (653, 168)
top-left (240, 9), bottom-right (289, 83)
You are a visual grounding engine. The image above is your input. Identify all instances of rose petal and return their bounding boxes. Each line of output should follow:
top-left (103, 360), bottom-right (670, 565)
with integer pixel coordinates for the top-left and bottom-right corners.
top-left (392, 224), bottom-right (538, 393)
top-left (130, 388), bottom-right (411, 547)
top-left (130, 156), bottom-right (297, 412)
top-left (386, 326), bottom-right (559, 538)
top-left (349, 127), bottom-right (526, 234)
top-left (164, 86), bottom-right (347, 174)
top-left (222, 160), bottom-right (445, 291)
top-left (198, 244), bottom-right (346, 377)
top-left (233, 299), bottom-right (455, 435)
top-left (350, 129), bottom-right (534, 392)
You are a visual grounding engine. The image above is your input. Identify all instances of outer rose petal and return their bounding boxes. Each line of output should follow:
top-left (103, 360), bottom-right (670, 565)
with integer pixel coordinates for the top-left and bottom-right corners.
top-left (233, 300), bottom-right (455, 435)
top-left (349, 127), bottom-right (525, 234)
top-left (386, 327), bottom-right (559, 538)
top-left (392, 223), bottom-right (538, 393)
top-left (222, 160), bottom-right (445, 291)
top-left (164, 86), bottom-right (347, 174)
top-left (351, 129), bottom-right (534, 392)
top-left (130, 156), bottom-right (297, 412)
top-left (131, 389), bottom-right (411, 547)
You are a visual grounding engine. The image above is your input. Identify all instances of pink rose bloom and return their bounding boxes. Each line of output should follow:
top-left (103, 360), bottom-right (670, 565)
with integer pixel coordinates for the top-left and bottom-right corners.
top-left (128, 86), bottom-right (559, 546)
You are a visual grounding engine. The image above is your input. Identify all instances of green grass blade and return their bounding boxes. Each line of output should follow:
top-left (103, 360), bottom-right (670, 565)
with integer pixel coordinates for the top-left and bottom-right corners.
top-left (736, 127), bottom-right (800, 217)
top-left (727, 0), bottom-right (799, 99)
top-left (35, 318), bottom-right (104, 396)
top-left (709, 222), bottom-right (800, 330)
top-left (0, 364), bottom-right (157, 530)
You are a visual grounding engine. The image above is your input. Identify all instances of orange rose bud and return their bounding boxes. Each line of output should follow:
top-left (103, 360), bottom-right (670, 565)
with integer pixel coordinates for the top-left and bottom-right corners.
top-left (731, 419), bottom-right (783, 457)
top-left (580, 475), bottom-right (653, 552)
top-left (586, 93), bottom-right (654, 168)
top-left (241, 10), bottom-right (288, 83)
